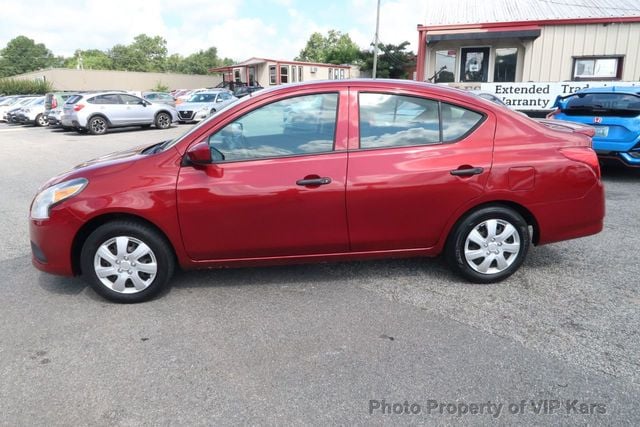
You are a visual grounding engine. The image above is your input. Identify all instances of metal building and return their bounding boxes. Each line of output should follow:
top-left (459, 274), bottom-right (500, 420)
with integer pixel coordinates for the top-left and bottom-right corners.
top-left (415, 0), bottom-right (640, 112)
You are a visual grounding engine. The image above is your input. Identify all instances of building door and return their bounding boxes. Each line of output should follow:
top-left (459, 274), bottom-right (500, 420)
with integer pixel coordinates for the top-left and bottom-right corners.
top-left (460, 47), bottom-right (490, 82)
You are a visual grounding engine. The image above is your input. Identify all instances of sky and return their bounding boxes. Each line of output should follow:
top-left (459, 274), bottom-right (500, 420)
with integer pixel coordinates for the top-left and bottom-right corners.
top-left (0, 0), bottom-right (427, 61)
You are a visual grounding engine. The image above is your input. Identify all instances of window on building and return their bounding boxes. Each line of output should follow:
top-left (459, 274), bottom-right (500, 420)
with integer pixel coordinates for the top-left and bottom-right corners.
top-left (248, 66), bottom-right (256, 85)
top-left (269, 65), bottom-right (277, 85)
top-left (291, 65), bottom-right (297, 83)
top-left (206, 93), bottom-right (339, 162)
top-left (234, 69), bottom-right (241, 83)
top-left (494, 48), bottom-right (517, 82)
top-left (460, 47), bottom-right (490, 83)
top-left (298, 66), bottom-right (303, 82)
top-left (328, 68), bottom-right (333, 79)
top-left (280, 65), bottom-right (289, 84)
top-left (434, 50), bottom-right (456, 83)
top-left (340, 69), bottom-right (345, 79)
top-left (572, 56), bottom-right (623, 80)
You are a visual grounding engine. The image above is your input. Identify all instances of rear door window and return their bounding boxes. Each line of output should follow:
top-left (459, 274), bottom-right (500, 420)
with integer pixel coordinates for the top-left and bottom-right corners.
top-left (359, 93), bottom-right (440, 148)
top-left (89, 94), bottom-right (122, 105)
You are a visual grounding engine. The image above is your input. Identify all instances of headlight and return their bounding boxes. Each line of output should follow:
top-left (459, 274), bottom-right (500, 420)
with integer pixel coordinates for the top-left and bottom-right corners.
top-left (30, 178), bottom-right (88, 220)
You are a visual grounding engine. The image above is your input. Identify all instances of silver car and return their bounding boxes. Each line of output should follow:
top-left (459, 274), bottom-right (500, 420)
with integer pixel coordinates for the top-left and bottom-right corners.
top-left (176, 90), bottom-right (237, 123)
top-left (61, 92), bottom-right (179, 135)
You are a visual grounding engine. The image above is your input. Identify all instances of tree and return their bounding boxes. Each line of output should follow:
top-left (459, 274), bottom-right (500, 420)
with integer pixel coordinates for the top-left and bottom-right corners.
top-left (296, 30), bottom-right (360, 65)
top-left (109, 34), bottom-right (167, 72)
top-left (359, 41), bottom-right (415, 79)
top-left (0, 36), bottom-right (55, 77)
top-left (64, 49), bottom-right (113, 70)
top-left (180, 47), bottom-right (229, 74)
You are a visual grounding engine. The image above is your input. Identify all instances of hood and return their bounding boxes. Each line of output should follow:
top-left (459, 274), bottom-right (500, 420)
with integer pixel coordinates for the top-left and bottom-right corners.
top-left (40, 143), bottom-right (154, 190)
top-left (177, 102), bottom-right (213, 111)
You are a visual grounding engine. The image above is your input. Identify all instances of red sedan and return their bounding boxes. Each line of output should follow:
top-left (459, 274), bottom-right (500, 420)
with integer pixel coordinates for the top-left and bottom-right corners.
top-left (29, 80), bottom-right (604, 303)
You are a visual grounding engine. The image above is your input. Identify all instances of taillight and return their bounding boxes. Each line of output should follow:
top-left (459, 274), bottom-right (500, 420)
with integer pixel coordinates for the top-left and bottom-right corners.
top-left (51, 98), bottom-right (57, 109)
top-left (546, 108), bottom-right (560, 119)
top-left (73, 104), bottom-right (85, 112)
top-left (560, 147), bottom-right (601, 179)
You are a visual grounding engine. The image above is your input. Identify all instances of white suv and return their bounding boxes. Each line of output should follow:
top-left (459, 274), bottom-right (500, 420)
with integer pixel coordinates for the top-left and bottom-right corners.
top-left (61, 92), bottom-right (179, 135)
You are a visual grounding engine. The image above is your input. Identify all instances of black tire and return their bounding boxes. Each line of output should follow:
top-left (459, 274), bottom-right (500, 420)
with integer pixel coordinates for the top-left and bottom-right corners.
top-left (87, 116), bottom-right (108, 135)
top-left (155, 112), bottom-right (172, 129)
top-left (35, 114), bottom-right (47, 127)
top-left (445, 205), bottom-right (530, 283)
top-left (80, 221), bottom-right (175, 303)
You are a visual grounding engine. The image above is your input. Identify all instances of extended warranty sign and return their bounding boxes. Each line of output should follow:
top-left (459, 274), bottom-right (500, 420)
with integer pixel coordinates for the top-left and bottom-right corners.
top-left (368, 399), bottom-right (607, 417)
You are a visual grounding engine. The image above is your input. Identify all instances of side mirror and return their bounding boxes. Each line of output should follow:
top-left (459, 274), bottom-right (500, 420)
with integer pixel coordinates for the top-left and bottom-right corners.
top-left (186, 141), bottom-right (212, 165)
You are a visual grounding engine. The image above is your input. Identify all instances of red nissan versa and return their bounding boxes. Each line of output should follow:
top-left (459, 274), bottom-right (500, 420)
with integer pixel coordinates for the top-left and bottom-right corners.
top-left (29, 80), bottom-right (605, 303)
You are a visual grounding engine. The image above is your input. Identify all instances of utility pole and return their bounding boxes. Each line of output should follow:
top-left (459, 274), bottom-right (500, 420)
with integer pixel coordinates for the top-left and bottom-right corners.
top-left (372, 0), bottom-right (381, 78)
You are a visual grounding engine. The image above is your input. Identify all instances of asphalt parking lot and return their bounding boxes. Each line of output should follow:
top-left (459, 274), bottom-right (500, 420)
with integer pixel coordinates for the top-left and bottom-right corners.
top-left (0, 122), bottom-right (639, 425)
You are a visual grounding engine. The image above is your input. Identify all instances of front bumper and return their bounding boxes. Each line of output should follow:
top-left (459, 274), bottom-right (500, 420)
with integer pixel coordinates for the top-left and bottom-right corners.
top-left (29, 208), bottom-right (82, 276)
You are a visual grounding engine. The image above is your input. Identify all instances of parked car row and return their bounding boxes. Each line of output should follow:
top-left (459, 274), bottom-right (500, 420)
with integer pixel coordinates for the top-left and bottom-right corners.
top-left (0, 95), bottom-right (45, 125)
top-left (0, 87), bottom-right (255, 135)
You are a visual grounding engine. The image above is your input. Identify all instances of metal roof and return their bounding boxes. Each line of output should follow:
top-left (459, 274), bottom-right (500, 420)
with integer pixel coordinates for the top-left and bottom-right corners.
top-left (423, 0), bottom-right (640, 26)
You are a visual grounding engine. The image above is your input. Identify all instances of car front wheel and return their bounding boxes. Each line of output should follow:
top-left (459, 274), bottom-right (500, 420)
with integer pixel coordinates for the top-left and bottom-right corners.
top-left (80, 221), bottom-right (175, 303)
top-left (446, 205), bottom-right (530, 283)
top-left (155, 112), bottom-right (172, 129)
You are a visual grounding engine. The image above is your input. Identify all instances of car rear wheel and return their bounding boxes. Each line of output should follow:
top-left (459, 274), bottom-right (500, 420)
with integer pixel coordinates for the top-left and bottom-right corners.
top-left (88, 116), bottom-right (108, 135)
top-left (446, 206), bottom-right (530, 283)
top-left (155, 112), bottom-right (171, 129)
top-left (80, 221), bottom-right (175, 303)
top-left (35, 114), bottom-right (47, 127)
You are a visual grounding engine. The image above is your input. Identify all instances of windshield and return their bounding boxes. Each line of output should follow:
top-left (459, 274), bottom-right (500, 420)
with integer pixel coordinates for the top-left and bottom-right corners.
top-left (0, 97), bottom-right (19, 106)
top-left (187, 93), bottom-right (216, 103)
top-left (562, 92), bottom-right (640, 116)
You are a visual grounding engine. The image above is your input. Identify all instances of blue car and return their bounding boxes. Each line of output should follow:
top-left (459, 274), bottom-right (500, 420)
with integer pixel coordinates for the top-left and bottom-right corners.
top-left (549, 86), bottom-right (640, 167)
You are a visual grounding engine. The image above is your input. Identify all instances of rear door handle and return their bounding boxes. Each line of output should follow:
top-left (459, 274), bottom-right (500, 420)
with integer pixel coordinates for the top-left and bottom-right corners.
top-left (296, 177), bottom-right (332, 186)
top-left (450, 167), bottom-right (484, 176)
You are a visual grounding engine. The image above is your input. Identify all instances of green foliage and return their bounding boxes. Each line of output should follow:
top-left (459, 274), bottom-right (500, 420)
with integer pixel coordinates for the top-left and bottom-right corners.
top-left (0, 78), bottom-right (52, 95)
top-left (359, 41), bottom-right (415, 79)
top-left (151, 81), bottom-right (170, 92)
top-left (296, 30), bottom-right (361, 65)
top-left (64, 49), bottom-right (113, 70)
top-left (0, 36), bottom-right (56, 77)
top-left (0, 34), bottom-right (232, 76)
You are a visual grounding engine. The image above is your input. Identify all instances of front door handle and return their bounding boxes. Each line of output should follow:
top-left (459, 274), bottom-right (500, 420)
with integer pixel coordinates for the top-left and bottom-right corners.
top-left (450, 167), bottom-right (484, 176)
top-left (296, 177), bottom-right (332, 186)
